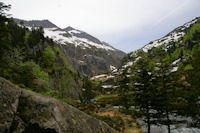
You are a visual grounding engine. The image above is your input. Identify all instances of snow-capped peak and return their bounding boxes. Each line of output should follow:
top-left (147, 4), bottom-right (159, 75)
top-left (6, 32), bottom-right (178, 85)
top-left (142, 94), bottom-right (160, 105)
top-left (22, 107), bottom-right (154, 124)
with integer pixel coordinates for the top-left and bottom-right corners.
top-left (43, 27), bottom-right (115, 50)
top-left (14, 18), bottom-right (116, 51)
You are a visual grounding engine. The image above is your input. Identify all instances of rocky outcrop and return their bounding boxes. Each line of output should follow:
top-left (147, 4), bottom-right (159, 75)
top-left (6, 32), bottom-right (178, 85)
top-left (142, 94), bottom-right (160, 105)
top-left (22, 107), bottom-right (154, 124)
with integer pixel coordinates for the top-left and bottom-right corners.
top-left (58, 43), bottom-right (125, 76)
top-left (14, 18), bottom-right (58, 28)
top-left (0, 77), bottom-right (118, 133)
top-left (0, 77), bottom-right (21, 133)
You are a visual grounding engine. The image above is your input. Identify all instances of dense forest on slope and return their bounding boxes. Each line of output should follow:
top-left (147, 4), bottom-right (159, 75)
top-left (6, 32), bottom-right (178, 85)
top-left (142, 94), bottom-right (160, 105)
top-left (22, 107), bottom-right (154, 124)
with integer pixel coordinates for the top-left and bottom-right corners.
top-left (0, 2), bottom-right (84, 100)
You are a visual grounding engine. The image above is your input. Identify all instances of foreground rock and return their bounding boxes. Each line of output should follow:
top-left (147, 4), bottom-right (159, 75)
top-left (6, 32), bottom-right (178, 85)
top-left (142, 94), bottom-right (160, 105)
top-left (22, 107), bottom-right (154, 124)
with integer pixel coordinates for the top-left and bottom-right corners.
top-left (0, 77), bottom-right (118, 133)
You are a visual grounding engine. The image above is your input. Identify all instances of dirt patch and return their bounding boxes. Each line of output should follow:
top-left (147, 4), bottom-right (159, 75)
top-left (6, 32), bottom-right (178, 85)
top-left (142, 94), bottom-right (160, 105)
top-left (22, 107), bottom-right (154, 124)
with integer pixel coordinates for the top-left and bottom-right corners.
top-left (96, 111), bottom-right (142, 133)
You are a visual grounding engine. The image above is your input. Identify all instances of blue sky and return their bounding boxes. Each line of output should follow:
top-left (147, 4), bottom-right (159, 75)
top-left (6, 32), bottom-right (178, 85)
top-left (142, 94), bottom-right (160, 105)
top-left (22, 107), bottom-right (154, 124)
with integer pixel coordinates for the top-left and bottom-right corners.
top-left (3, 0), bottom-right (200, 53)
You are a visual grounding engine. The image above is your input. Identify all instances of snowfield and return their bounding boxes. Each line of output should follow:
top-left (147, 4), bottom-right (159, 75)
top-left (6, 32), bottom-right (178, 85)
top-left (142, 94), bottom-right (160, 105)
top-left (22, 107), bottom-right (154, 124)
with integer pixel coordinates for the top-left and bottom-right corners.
top-left (142, 19), bottom-right (197, 53)
top-left (43, 27), bottom-right (115, 51)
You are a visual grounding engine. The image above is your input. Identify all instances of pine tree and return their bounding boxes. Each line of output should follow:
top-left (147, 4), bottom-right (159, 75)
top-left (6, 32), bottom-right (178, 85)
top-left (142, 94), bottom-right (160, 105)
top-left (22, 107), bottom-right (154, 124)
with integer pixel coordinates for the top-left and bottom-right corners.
top-left (81, 77), bottom-right (96, 103)
top-left (118, 68), bottom-right (132, 110)
top-left (153, 56), bottom-right (177, 133)
top-left (129, 55), bottom-right (156, 133)
top-left (0, 2), bottom-right (11, 65)
top-left (185, 43), bottom-right (200, 126)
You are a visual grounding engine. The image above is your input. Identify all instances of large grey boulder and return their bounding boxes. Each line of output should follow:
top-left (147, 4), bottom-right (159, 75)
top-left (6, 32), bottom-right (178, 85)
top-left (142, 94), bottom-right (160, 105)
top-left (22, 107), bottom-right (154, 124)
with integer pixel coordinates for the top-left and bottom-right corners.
top-left (0, 77), bottom-right (118, 133)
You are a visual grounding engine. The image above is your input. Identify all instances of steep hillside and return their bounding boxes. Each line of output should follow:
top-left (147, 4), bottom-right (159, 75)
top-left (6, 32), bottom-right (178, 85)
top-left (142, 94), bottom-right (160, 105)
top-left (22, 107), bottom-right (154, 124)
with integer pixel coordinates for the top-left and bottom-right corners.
top-left (14, 18), bottom-right (126, 76)
top-left (121, 17), bottom-right (199, 68)
top-left (0, 16), bottom-right (83, 99)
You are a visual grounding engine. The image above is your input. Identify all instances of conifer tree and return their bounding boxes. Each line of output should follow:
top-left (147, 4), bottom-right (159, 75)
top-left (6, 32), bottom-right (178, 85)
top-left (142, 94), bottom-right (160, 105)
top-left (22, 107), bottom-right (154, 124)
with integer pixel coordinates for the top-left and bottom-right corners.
top-left (118, 68), bottom-right (132, 110)
top-left (153, 56), bottom-right (175, 133)
top-left (185, 43), bottom-right (200, 125)
top-left (129, 55), bottom-right (156, 133)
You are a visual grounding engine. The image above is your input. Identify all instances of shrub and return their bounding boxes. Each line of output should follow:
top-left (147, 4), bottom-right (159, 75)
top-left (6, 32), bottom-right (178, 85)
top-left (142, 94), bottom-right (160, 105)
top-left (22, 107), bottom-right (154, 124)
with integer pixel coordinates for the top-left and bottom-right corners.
top-left (19, 61), bottom-right (49, 88)
top-left (42, 46), bottom-right (55, 69)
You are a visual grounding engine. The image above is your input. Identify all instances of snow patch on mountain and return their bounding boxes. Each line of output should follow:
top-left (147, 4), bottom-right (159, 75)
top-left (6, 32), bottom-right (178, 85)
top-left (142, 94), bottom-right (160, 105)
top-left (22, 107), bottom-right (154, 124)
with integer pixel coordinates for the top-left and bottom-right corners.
top-left (43, 27), bottom-right (114, 51)
top-left (44, 28), bottom-right (70, 44)
top-left (143, 32), bottom-right (185, 53)
top-left (102, 85), bottom-right (119, 89)
top-left (122, 61), bottom-right (133, 69)
top-left (91, 74), bottom-right (107, 80)
top-left (170, 67), bottom-right (178, 73)
top-left (183, 19), bottom-right (198, 29)
top-left (142, 19), bottom-right (198, 53)
top-left (172, 58), bottom-right (181, 65)
top-left (68, 29), bottom-right (82, 34)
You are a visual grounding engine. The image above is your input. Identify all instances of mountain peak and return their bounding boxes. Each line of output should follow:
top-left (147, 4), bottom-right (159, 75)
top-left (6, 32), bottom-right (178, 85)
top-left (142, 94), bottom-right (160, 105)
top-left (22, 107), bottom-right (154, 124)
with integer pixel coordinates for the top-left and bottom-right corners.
top-left (13, 18), bottom-right (58, 28)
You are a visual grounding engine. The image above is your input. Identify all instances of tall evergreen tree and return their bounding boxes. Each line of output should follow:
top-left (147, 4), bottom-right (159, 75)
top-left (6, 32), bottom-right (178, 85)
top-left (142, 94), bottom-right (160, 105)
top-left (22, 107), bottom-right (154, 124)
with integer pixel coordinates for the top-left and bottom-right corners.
top-left (0, 2), bottom-right (11, 64)
top-left (130, 55), bottom-right (156, 133)
top-left (185, 43), bottom-right (200, 126)
top-left (153, 55), bottom-right (181, 133)
top-left (118, 68), bottom-right (132, 110)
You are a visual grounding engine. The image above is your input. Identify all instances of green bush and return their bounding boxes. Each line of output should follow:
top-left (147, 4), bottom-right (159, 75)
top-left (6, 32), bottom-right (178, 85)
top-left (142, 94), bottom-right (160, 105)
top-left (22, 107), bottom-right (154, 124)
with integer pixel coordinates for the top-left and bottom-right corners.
top-left (42, 46), bottom-right (55, 69)
top-left (19, 61), bottom-right (49, 88)
top-left (54, 46), bottom-right (74, 72)
top-left (184, 64), bottom-right (193, 71)
top-left (183, 20), bottom-right (200, 49)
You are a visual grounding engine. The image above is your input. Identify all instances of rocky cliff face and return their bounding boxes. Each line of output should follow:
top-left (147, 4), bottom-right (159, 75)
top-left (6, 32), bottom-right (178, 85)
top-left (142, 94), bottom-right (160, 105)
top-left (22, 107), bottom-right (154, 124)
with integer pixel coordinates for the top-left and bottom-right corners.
top-left (0, 77), bottom-right (118, 133)
top-left (14, 18), bottom-right (58, 28)
top-left (13, 18), bottom-right (126, 76)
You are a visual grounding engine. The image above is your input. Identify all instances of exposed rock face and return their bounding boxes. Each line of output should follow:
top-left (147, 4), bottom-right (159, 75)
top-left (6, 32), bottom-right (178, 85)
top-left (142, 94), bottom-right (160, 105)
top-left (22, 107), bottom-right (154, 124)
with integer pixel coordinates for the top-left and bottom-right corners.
top-left (0, 77), bottom-right (118, 133)
top-left (0, 77), bottom-right (21, 133)
top-left (58, 43), bottom-right (125, 76)
top-left (14, 18), bottom-right (58, 28)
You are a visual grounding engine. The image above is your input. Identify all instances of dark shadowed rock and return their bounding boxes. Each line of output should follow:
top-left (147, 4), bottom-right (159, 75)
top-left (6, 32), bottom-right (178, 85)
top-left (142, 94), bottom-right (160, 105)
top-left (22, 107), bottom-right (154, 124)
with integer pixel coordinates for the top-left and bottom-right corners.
top-left (0, 78), bottom-right (21, 133)
top-left (0, 77), bottom-right (118, 133)
top-left (13, 18), bottom-right (58, 28)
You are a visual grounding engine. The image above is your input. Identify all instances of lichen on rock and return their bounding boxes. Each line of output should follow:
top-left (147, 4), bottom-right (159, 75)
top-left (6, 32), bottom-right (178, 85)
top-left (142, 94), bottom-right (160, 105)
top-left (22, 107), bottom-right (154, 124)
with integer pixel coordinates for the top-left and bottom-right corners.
top-left (0, 77), bottom-right (118, 133)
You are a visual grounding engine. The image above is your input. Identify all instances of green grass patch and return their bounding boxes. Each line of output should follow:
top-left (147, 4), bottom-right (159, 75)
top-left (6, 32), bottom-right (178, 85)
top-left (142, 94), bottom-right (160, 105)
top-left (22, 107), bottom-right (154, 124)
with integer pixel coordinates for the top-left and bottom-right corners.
top-left (94, 94), bottom-right (118, 101)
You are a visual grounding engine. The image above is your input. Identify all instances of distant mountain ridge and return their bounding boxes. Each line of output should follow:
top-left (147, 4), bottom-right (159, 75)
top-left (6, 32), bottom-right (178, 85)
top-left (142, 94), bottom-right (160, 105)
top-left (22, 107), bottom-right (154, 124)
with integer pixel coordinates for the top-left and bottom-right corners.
top-left (14, 18), bottom-right (117, 51)
top-left (14, 18), bottom-right (58, 28)
top-left (13, 18), bottom-right (125, 76)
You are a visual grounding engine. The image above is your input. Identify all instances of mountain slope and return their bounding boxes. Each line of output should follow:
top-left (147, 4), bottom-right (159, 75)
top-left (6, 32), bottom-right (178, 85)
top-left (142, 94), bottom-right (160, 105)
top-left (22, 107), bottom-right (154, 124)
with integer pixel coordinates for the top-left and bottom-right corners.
top-left (142, 18), bottom-right (198, 53)
top-left (120, 17), bottom-right (199, 69)
top-left (14, 18), bottom-right (126, 76)
top-left (91, 17), bottom-right (200, 89)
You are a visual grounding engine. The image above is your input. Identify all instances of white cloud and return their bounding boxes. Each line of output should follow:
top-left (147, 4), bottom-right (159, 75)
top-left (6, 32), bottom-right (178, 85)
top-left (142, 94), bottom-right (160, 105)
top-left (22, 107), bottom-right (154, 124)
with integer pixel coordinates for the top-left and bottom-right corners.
top-left (3, 0), bottom-right (200, 52)
top-left (4, 0), bottom-right (187, 32)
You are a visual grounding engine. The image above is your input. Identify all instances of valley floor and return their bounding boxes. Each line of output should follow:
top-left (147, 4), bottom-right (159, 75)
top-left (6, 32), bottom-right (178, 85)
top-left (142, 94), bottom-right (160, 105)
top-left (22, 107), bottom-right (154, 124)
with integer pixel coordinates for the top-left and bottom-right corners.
top-left (76, 94), bottom-right (143, 133)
